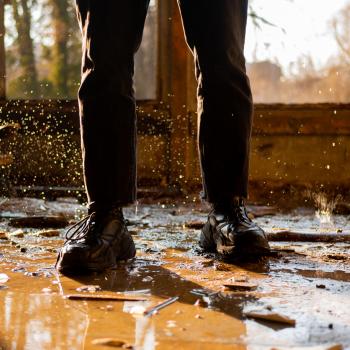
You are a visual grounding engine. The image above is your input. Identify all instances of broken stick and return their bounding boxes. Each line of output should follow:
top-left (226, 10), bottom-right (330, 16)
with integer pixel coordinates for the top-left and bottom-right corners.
top-left (64, 294), bottom-right (147, 301)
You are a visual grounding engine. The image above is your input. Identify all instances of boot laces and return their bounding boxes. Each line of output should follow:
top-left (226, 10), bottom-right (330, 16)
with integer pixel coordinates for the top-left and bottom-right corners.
top-left (218, 206), bottom-right (250, 234)
top-left (64, 212), bottom-right (96, 244)
top-left (233, 205), bottom-right (251, 224)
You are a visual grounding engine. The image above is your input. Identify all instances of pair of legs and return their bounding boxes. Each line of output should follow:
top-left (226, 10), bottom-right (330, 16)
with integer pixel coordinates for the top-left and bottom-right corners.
top-left (77, 0), bottom-right (253, 210)
top-left (56, 0), bottom-right (269, 273)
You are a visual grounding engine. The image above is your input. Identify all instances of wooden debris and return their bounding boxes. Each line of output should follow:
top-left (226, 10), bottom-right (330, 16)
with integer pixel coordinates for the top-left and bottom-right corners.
top-left (271, 344), bottom-right (343, 350)
top-left (0, 231), bottom-right (8, 239)
top-left (143, 296), bottom-right (179, 316)
top-left (91, 338), bottom-right (133, 348)
top-left (223, 282), bottom-right (258, 291)
top-left (9, 216), bottom-right (69, 228)
top-left (244, 311), bottom-right (295, 326)
top-left (35, 229), bottom-right (60, 237)
top-left (327, 254), bottom-right (346, 261)
top-left (184, 220), bottom-right (204, 229)
top-left (267, 231), bottom-right (350, 243)
top-left (64, 294), bottom-right (148, 301)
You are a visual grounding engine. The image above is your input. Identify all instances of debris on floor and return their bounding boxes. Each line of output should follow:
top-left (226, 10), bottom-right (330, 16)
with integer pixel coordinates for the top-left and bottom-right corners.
top-left (64, 294), bottom-right (148, 301)
top-left (244, 310), bottom-right (296, 326)
top-left (1, 197), bottom-right (350, 349)
top-left (222, 281), bottom-right (258, 291)
top-left (91, 338), bottom-right (133, 348)
top-left (143, 296), bottom-right (179, 316)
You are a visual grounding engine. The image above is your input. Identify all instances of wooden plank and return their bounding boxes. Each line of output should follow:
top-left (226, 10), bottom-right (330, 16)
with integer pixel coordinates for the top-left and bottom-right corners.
top-left (253, 104), bottom-right (350, 135)
top-left (2, 101), bottom-right (350, 138)
top-left (267, 231), bottom-right (350, 243)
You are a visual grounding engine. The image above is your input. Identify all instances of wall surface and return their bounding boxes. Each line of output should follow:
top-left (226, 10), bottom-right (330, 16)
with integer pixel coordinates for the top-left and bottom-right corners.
top-left (1, 100), bottom-right (350, 205)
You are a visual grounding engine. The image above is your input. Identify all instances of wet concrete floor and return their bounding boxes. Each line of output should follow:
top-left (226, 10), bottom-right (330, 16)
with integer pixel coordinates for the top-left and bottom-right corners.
top-left (0, 198), bottom-right (350, 349)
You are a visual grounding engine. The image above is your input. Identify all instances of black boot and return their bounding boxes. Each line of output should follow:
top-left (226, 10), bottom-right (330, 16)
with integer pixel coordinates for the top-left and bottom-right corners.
top-left (200, 198), bottom-right (270, 257)
top-left (56, 206), bottom-right (136, 274)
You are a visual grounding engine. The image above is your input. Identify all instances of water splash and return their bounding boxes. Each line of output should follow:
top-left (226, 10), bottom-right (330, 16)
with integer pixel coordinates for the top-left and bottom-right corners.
top-left (312, 193), bottom-right (341, 225)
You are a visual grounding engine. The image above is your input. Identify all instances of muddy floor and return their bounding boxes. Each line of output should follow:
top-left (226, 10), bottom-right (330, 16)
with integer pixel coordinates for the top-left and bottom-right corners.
top-left (0, 197), bottom-right (350, 350)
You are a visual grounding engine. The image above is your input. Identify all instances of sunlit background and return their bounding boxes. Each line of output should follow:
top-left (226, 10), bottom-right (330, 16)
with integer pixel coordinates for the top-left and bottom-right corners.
top-left (3, 0), bottom-right (350, 102)
top-left (246, 0), bottom-right (350, 103)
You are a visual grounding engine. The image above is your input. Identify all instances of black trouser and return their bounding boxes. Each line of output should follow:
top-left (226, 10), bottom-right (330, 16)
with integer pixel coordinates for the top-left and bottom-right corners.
top-left (75, 0), bottom-right (253, 210)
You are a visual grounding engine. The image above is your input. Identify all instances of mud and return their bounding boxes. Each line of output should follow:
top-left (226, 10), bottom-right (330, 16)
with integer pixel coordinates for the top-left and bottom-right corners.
top-left (0, 198), bottom-right (350, 349)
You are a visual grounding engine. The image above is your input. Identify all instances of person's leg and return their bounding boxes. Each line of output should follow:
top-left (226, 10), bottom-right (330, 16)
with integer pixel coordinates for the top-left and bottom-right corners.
top-left (178, 0), bottom-right (270, 256)
top-left (178, 0), bottom-right (252, 203)
top-left (77, 0), bottom-right (150, 211)
top-left (56, 0), bottom-right (150, 273)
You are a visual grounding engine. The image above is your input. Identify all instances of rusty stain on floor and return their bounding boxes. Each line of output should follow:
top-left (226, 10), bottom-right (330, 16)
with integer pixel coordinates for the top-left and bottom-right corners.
top-left (0, 198), bottom-right (350, 349)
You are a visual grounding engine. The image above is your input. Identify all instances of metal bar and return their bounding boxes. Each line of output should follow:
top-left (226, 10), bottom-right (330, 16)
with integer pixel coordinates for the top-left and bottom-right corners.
top-left (143, 296), bottom-right (179, 316)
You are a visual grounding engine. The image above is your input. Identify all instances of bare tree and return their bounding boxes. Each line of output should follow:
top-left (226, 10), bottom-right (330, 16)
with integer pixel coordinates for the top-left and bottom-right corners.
top-left (11, 0), bottom-right (38, 96)
top-left (331, 4), bottom-right (350, 64)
